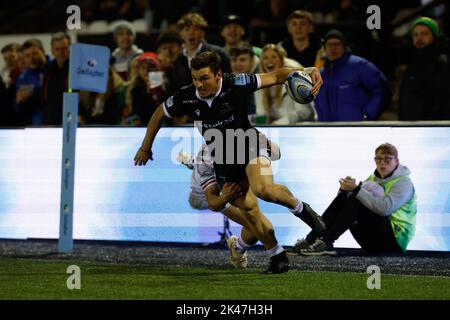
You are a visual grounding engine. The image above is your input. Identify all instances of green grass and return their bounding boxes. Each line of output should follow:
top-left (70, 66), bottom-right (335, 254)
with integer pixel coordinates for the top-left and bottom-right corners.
top-left (0, 258), bottom-right (448, 300)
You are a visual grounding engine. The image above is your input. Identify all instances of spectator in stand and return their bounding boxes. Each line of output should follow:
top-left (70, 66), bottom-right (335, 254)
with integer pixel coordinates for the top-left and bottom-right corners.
top-left (229, 43), bottom-right (258, 123)
top-left (254, 44), bottom-right (316, 125)
top-left (15, 39), bottom-right (50, 126)
top-left (79, 66), bottom-right (124, 125)
top-left (42, 32), bottom-right (71, 126)
top-left (155, 30), bottom-right (190, 125)
top-left (122, 52), bottom-right (165, 126)
top-left (166, 12), bottom-right (231, 95)
top-left (278, 10), bottom-right (322, 68)
top-left (1, 43), bottom-right (22, 126)
top-left (315, 29), bottom-right (390, 122)
top-left (221, 14), bottom-right (262, 59)
top-left (1, 43), bottom-right (22, 89)
top-left (155, 30), bottom-right (183, 71)
top-left (398, 17), bottom-right (450, 120)
top-left (111, 20), bottom-right (143, 80)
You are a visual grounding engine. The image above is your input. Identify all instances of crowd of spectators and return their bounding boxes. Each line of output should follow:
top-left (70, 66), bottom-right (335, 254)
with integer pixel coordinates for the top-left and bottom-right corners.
top-left (0, 2), bottom-right (449, 127)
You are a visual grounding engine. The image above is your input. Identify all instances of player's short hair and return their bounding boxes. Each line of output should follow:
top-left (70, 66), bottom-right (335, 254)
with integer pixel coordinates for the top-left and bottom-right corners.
top-left (22, 38), bottom-right (45, 52)
top-left (51, 32), bottom-right (71, 46)
top-left (177, 12), bottom-right (208, 31)
top-left (1, 43), bottom-right (20, 54)
top-left (229, 42), bottom-right (254, 59)
top-left (375, 143), bottom-right (398, 158)
top-left (287, 10), bottom-right (313, 25)
top-left (191, 51), bottom-right (222, 75)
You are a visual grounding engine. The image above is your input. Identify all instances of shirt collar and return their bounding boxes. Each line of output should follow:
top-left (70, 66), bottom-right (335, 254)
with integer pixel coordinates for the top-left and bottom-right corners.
top-left (183, 42), bottom-right (204, 64)
top-left (195, 77), bottom-right (223, 107)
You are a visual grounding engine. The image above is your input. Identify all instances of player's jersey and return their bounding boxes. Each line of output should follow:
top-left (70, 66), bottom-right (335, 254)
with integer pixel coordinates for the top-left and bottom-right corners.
top-left (163, 73), bottom-right (261, 134)
top-left (164, 73), bottom-right (263, 182)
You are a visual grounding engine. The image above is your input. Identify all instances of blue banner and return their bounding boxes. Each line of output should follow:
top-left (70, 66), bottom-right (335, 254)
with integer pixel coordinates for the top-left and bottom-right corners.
top-left (69, 43), bottom-right (110, 93)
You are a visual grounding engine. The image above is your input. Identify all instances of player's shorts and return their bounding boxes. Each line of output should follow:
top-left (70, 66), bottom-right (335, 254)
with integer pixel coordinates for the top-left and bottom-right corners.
top-left (213, 129), bottom-right (277, 184)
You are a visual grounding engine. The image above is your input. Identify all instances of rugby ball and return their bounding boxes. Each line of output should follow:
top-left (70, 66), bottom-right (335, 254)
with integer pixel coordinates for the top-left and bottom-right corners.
top-left (285, 71), bottom-right (315, 104)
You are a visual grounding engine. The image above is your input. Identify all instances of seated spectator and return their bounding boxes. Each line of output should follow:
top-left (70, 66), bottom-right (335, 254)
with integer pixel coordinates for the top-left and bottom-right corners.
top-left (42, 32), bottom-right (70, 126)
top-left (220, 14), bottom-right (262, 59)
top-left (278, 10), bottom-right (322, 68)
top-left (229, 43), bottom-right (258, 123)
top-left (166, 12), bottom-right (231, 95)
top-left (122, 52), bottom-right (165, 126)
top-left (398, 17), bottom-right (450, 120)
top-left (111, 20), bottom-right (143, 80)
top-left (294, 143), bottom-right (417, 255)
top-left (315, 29), bottom-right (390, 121)
top-left (254, 44), bottom-right (316, 125)
top-left (15, 39), bottom-right (50, 126)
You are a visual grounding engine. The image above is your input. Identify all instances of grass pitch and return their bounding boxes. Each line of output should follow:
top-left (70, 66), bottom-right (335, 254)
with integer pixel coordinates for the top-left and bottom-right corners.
top-left (0, 258), bottom-right (448, 300)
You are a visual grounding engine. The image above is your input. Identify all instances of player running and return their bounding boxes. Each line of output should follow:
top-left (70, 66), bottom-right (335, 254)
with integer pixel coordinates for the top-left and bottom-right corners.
top-left (134, 51), bottom-right (325, 273)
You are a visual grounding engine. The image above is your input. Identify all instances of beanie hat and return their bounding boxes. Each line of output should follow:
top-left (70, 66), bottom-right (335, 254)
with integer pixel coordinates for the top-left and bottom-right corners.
top-left (412, 17), bottom-right (440, 38)
top-left (323, 29), bottom-right (347, 46)
top-left (113, 20), bottom-right (136, 39)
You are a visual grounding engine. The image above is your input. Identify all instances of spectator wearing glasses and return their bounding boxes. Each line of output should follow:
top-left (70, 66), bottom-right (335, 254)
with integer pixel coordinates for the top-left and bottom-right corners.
top-left (293, 143), bottom-right (417, 255)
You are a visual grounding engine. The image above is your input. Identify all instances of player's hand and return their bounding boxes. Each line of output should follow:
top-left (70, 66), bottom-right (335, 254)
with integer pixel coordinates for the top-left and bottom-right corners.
top-left (222, 183), bottom-right (245, 201)
top-left (306, 67), bottom-right (323, 96)
top-left (134, 147), bottom-right (153, 166)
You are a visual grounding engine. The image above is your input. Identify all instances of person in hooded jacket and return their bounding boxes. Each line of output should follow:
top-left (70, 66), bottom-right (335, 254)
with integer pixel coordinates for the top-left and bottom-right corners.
top-left (292, 143), bottom-right (417, 255)
top-left (315, 29), bottom-right (390, 122)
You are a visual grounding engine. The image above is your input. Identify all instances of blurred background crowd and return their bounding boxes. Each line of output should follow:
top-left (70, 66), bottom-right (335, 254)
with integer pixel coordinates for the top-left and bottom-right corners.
top-left (0, 0), bottom-right (449, 127)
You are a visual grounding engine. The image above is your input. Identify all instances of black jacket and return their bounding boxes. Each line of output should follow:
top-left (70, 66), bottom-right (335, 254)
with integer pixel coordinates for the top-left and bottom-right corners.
top-left (398, 37), bottom-right (450, 120)
top-left (42, 59), bottom-right (69, 125)
top-left (280, 33), bottom-right (321, 67)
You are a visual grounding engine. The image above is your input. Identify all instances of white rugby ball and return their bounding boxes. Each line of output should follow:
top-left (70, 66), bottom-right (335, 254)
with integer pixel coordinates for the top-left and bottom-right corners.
top-left (285, 71), bottom-right (315, 104)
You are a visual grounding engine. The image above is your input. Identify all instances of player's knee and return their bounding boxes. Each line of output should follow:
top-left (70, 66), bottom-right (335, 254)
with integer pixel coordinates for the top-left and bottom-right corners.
top-left (242, 207), bottom-right (260, 225)
top-left (253, 185), bottom-right (276, 202)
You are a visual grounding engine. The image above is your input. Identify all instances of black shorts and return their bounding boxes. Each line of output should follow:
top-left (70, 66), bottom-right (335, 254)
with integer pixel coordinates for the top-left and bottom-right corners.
top-left (212, 129), bottom-right (275, 184)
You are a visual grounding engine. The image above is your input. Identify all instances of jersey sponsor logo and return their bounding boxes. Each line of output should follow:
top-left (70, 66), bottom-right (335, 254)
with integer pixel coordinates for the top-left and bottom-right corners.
top-left (202, 115), bottom-right (235, 129)
top-left (234, 74), bottom-right (251, 86)
top-left (166, 96), bottom-right (174, 108)
top-left (183, 99), bottom-right (198, 104)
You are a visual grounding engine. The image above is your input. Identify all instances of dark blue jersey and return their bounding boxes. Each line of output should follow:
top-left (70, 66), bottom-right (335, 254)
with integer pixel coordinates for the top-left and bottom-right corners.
top-left (163, 73), bottom-right (261, 133)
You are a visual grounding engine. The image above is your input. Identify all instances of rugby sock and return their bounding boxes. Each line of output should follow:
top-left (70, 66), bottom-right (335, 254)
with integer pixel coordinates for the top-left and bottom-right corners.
top-left (236, 237), bottom-right (252, 253)
top-left (267, 244), bottom-right (284, 258)
top-left (289, 198), bottom-right (304, 216)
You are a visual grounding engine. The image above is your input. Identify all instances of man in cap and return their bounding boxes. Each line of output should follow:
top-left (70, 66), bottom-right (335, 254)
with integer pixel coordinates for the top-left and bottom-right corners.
top-left (315, 29), bottom-right (390, 122)
top-left (398, 17), bottom-right (450, 120)
top-left (111, 20), bottom-right (144, 80)
top-left (220, 14), bottom-right (262, 58)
